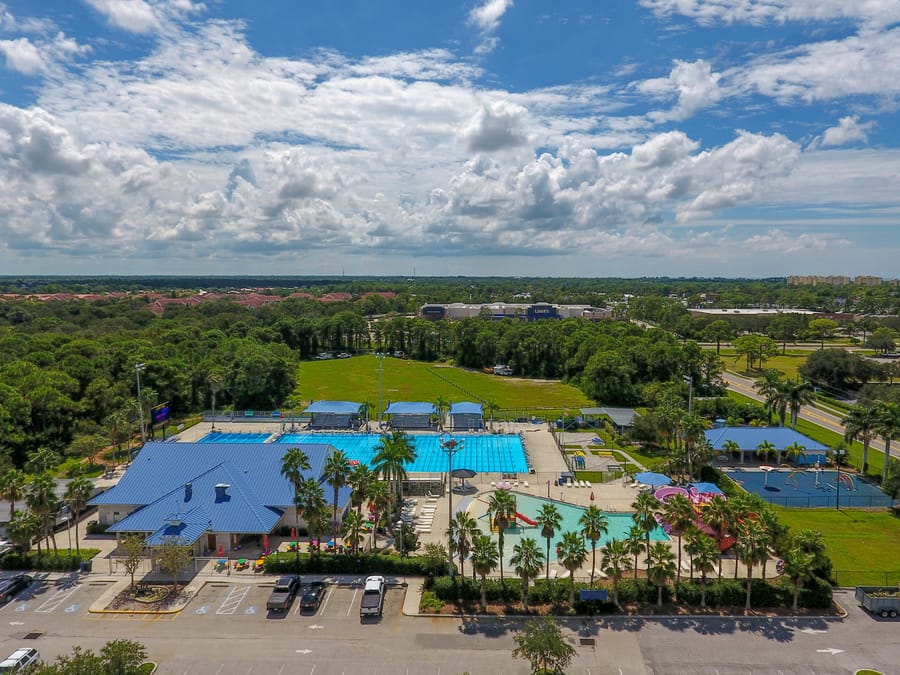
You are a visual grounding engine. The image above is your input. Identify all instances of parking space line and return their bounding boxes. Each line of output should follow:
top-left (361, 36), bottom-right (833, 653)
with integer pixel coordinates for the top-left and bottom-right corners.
top-left (36, 586), bottom-right (79, 613)
top-left (216, 586), bottom-right (251, 615)
top-left (346, 588), bottom-right (358, 617)
top-left (318, 586), bottom-right (332, 614)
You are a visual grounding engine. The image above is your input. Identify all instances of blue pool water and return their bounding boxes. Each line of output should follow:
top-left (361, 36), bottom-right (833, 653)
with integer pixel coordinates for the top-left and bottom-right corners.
top-left (277, 433), bottom-right (529, 474)
top-left (470, 492), bottom-right (668, 570)
top-left (198, 432), bottom-right (274, 443)
top-left (724, 468), bottom-right (892, 508)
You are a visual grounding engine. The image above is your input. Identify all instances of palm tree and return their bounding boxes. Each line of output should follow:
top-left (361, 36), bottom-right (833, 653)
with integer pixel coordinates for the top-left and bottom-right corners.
top-left (722, 439), bottom-right (742, 464)
top-left (470, 534), bottom-right (499, 613)
top-left (784, 442), bottom-right (807, 465)
top-left (280, 447), bottom-right (311, 563)
top-left (367, 480), bottom-right (391, 551)
top-left (632, 491), bottom-right (660, 570)
top-left (535, 503), bottom-right (562, 580)
top-left (736, 519), bottom-right (766, 610)
top-left (755, 509), bottom-right (781, 579)
top-left (347, 463), bottom-right (374, 515)
top-left (447, 510), bottom-right (479, 579)
top-left (65, 476), bottom-right (94, 555)
top-left (206, 370), bottom-right (225, 429)
top-left (510, 537), bottom-right (545, 611)
top-left (842, 405), bottom-right (878, 474)
top-left (702, 496), bottom-right (731, 579)
top-left (874, 401), bottom-right (900, 484)
top-left (646, 541), bottom-right (677, 607)
top-left (341, 510), bottom-right (366, 554)
top-left (557, 531), bottom-right (587, 604)
top-left (785, 379), bottom-right (815, 429)
top-left (689, 534), bottom-right (720, 607)
top-left (782, 547), bottom-right (815, 611)
top-left (372, 430), bottom-right (417, 515)
top-left (295, 477), bottom-right (325, 550)
top-left (323, 450), bottom-right (350, 548)
top-left (756, 440), bottom-right (777, 466)
top-left (483, 399), bottom-right (500, 431)
top-left (487, 489), bottom-right (517, 584)
top-left (625, 523), bottom-right (646, 580)
top-left (578, 505), bottom-right (608, 588)
top-left (27, 473), bottom-right (59, 554)
top-left (0, 468), bottom-right (27, 523)
top-left (600, 539), bottom-right (632, 607)
top-left (433, 395), bottom-right (450, 430)
top-left (105, 409), bottom-right (128, 464)
top-left (6, 509), bottom-right (39, 553)
top-left (660, 494), bottom-right (694, 589)
top-left (305, 500), bottom-right (331, 555)
top-left (755, 370), bottom-right (786, 425)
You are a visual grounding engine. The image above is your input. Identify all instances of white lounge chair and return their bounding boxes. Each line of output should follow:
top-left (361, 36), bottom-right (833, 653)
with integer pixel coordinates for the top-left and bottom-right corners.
top-left (490, 481), bottom-right (496, 488)
top-left (584, 480), bottom-right (592, 488)
top-left (523, 481), bottom-right (530, 488)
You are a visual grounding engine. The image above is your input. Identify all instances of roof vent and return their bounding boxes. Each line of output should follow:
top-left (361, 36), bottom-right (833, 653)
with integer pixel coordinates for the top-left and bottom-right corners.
top-left (184, 483), bottom-right (193, 501)
top-left (214, 483), bottom-right (231, 501)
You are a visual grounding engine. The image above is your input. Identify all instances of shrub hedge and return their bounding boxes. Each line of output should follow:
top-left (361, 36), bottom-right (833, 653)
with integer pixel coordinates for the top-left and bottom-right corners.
top-left (0, 548), bottom-right (101, 571)
top-left (264, 551), bottom-right (431, 576)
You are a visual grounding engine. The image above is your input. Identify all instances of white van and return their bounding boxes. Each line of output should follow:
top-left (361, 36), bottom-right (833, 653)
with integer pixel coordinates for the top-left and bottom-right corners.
top-left (0, 647), bottom-right (40, 672)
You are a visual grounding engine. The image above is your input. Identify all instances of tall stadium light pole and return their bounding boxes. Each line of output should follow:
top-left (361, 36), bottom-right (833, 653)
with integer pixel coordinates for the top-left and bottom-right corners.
top-left (441, 434), bottom-right (463, 576)
top-left (135, 363), bottom-right (146, 444)
top-left (376, 352), bottom-right (386, 424)
top-left (684, 375), bottom-right (693, 414)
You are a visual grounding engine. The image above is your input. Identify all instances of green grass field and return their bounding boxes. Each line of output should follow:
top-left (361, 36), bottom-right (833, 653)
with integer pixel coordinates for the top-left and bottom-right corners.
top-left (775, 508), bottom-right (900, 585)
top-left (716, 348), bottom-right (810, 379)
top-left (298, 355), bottom-right (591, 416)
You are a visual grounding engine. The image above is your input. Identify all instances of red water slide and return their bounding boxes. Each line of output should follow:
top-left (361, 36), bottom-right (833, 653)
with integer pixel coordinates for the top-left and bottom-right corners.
top-left (516, 512), bottom-right (537, 526)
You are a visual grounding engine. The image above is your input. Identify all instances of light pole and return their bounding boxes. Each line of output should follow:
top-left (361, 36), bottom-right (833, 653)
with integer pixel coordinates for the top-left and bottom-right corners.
top-left (135, 363), bottom-right (146, 444)
top-left (684, 375), bottom-right (693, 414)
top-left (441, 434), bottom-right (464, 576)
top-left (375, 352), bottom-right (386, 425)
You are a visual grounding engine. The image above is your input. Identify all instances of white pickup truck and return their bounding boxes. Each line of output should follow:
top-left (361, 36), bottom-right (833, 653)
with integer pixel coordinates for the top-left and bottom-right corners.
top-left (359, 575), bottom-right (385, 617)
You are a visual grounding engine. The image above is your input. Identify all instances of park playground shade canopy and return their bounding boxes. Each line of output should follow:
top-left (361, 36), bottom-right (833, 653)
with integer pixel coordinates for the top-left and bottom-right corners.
top-left (304, 401), bottom-right (362, 414)
top-left (384, 402), bottom-right (436, 414)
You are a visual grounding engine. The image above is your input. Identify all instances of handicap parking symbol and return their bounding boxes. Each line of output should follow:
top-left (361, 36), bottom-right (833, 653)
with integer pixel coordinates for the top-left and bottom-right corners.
top-left (64, 604), bottom-right (80, 613)
top-left (196, 605), bottom-right (208, 615)
top-left (245, 606), bottom-right (256, 615)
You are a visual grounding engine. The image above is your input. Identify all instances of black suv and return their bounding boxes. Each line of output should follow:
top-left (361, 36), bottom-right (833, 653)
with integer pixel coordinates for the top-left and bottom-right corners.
top-left (0, 574), bottom-right (32, 604)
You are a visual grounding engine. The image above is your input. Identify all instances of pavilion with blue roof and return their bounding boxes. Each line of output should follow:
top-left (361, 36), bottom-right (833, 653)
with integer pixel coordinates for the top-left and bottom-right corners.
top-left (384, 401), bottom-right (437, 430)
top-left (449, 402), bottom-right (484, 431)
top-left (705, 427), bottom-right (828, 465)
top-left (91, 441), bottom-right (351, 555)
top-left (304, 400), bottom-right (363, 430)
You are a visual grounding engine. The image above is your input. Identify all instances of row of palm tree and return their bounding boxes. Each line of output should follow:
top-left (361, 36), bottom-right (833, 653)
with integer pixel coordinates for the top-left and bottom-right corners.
top-left (755, 371), bottom-right (815, 429)
top-left (0, 451), bottom-right (95, 557)
top-left (842, 401), bottom-right (900, 480)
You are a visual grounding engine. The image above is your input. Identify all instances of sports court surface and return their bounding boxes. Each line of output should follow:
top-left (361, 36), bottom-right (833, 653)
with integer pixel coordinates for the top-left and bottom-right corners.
top-left (198, 431), bottom-right (529, 474)
top-left (724, 468), bottom-right (892, 508)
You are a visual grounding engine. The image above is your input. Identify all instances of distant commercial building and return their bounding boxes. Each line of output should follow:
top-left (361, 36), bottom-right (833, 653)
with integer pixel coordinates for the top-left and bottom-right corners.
top-left (854, 276), bottom-right (883, 286)
top-left (787, 275), bottom-right (852, 286)
top-left (688, 308), bottom-right (816, 317)
top-left (418, 302), bottom-right (612, 321)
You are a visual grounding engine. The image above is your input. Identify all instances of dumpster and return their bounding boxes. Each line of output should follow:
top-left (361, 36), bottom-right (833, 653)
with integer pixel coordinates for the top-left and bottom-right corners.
top-left (79, 560), bottom-right (92, 573)
top-left (856, 586), bottom-right (900, 618)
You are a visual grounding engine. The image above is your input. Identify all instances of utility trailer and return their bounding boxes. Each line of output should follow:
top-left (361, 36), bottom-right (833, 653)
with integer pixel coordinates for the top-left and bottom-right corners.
top-left (856, 586), bottom-right (900, 618)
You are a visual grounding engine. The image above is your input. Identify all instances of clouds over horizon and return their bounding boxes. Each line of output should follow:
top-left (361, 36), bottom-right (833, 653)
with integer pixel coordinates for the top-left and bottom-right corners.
top-left (0, 1), bottom-right (896, 276)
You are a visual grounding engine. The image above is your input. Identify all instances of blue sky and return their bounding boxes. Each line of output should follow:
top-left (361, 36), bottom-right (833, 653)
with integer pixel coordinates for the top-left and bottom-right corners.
top-left (0, 0), bottom-right (898, 278)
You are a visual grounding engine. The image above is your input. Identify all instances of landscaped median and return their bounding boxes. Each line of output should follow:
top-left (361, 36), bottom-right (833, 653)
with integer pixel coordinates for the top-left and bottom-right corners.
top-left (88, 575), bottom-right (204, 614)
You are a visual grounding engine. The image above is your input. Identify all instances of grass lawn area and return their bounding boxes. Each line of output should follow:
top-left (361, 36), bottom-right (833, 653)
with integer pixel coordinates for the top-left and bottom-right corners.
top-left (716, 348), bottom-right (810, 379)
top-left (775, 508), bottom-right (900, 585)
top-left (299, 355), bottom-right (590, 415)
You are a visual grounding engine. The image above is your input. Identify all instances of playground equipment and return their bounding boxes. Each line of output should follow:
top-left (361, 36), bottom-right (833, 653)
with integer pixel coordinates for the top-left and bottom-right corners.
top-left (784, 467), bottom-right (804, 490)
top-left (516, 512), bottom-right (537, 526)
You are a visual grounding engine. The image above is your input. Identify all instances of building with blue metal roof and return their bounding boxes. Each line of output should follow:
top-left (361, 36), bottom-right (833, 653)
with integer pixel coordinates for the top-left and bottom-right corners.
top-left (91, 441), bottom-right (351, 554)
top-left (449, 402), bottom-right (483, 431)
top-left (384, 402), bottom-right (437, 430)
top-left (705, 427), bottom-right (828, 465)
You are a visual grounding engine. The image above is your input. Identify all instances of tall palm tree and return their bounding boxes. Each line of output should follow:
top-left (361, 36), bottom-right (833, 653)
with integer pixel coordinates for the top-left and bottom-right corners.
top-left (784, 441), bottom-right (807, 465)
top-left (632, 491), bottom-right (660, 569)
top-left (433, 396), bottom-right (450, 430)
top-left (305, 500), bottom-right (331, 555)
top-left (206, 370), bottom-right (225, 428)
top-left (785, 379), bottom-right (815, 429)
top-left (557, 531), bottom-right (587, 604)
top-left (6, 509), bottom-right (39, 553)
top-left (722, 439), bottom-right (741, 464)
top-left (783, 547), bottom-right (816, 611)
top-left (105, 409), bottom-right (128, 464)
top-left (280, 447), bottom-right (311, 563)
top-left (470, 534), bottom-right (499, 613)
top-left (341, 510), bottom-right (366, 554)
top-left (483, 399), bottom-right (500, 431)
top-left (600, 539), bottom-right (632, 607)
top-left (646, 541), bottom-right (677, 607)
top-left (323, 449), bottom-right (350, 548)
top-left (27, 473), bottom-right (59, 554)
top-left (736, 519), bottom-right (766, 610)
top-left (755, 370), bottom-right (786, 425)
top-left (535, 503), bottom-right (562, 580)
top-left (756, 440), bottom-right (777, 466)
top-left (689, 534), bottom-right (720, 607)
top-left (578, 505), bottom-right (608, 588)
top-left (0, 468), bottom-right (27, 523)
top-left (510, 537), bottom-right (545, 611)
top-left (702, 496), bottom-right (731, 579)
top-left (447, 510), bottom-right (480, 579)
top-left (625, 523), bottom-right (646, 580)
top-left (487, 489), bottom-right (517, 584)
top-left (64, 476), bottom-right (94, 555)
top-left (366, 480), bottom-right (391, 551)
top-left (842, 405), bottom-right (878, 474)
top-left (660, 494), bottom-right (694, 589)
top-left (755, 508), bottom-right (781, 579)
top-left (347, 463), bottom-right (374, 515)
top-left (296, 477), bottom-right (326, 551)
top-left (372, 430), bottom-right (417, 515)
top-left (874, 401), bottom-right (900, 484)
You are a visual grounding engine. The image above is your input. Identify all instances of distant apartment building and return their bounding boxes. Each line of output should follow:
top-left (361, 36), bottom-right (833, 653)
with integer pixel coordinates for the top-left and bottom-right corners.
top-left (787, 275), bottom-right (852, 286)
top-left (854, 276), bottom-right (883, 286)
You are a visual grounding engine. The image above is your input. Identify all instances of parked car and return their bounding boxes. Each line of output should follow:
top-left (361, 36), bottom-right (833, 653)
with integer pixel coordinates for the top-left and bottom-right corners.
top-left (0, 647), bottom-right (40, 672)
top-left (336, 352), bottom-right (351, 359)
top-left (266, 575), bottom-right (300, 612)
top-left (0, 575), bottom-right (32, 604)
top-left (300, 581), bottom-right (327, 611)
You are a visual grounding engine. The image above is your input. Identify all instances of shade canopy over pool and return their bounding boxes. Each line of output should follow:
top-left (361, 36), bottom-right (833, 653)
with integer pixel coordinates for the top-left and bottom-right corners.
top-left (276, 432), bottom-right (529, 474)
